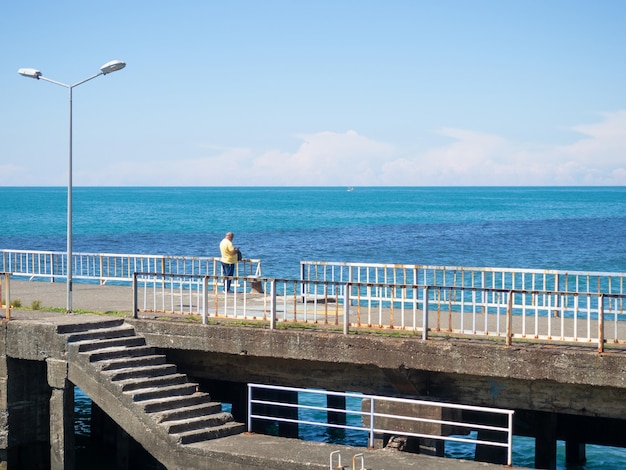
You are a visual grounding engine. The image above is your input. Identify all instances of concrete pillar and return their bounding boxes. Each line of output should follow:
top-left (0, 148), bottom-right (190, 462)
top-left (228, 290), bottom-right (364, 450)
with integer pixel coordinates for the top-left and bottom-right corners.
top-left (475, 429), bottom-right (507, 464)
top-left (565, 439), bottom-right (586, 465)
top-left (47, 359), bottom-right (75, 470)
top-left (535, 412), bottom-right (557, 470)
top-left (0, 350), bottom-right (8, 465)
top-left (276, 390), bottom-right (298, 438)
top-left (327, 394), bottom-right (346, 426)
top-left (474, 412), bottom-right (508, 465)
top-left (7, 358), bottom-right (50, 469)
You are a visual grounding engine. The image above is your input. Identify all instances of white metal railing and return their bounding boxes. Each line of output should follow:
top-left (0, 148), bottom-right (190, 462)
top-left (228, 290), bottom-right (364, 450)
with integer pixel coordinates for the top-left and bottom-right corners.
top-left (301, 260), bottom-right (626, 296)
top-left (0, 249), bottom-right (261, 285)
top-left (132, 273), bottom-right (626, 351)
top-left (247, 383), bottom-right (514, 466)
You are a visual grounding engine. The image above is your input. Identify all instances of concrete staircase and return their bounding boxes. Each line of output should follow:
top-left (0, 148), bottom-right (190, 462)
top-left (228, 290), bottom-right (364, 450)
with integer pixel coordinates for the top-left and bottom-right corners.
top-left (62, 318), bottom-right (245, 457)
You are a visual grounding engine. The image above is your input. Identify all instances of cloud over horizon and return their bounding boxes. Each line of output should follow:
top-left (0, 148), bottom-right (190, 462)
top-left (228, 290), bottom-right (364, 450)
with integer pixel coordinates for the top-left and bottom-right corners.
top-left (11, 110), bottom-right (625, 187)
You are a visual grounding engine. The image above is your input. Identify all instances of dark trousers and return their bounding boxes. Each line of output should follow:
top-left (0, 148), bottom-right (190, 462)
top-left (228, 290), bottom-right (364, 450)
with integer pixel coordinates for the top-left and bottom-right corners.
top-left (222, 262), bottom-right (235, 291)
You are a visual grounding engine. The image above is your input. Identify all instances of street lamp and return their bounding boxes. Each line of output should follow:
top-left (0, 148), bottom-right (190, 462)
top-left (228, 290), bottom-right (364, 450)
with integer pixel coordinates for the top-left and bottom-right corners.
top-left (18, 60), bottom-right (126, 313)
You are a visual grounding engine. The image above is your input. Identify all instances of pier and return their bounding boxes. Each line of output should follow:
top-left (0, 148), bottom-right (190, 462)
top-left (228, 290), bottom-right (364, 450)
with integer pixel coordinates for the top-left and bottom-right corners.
top-left (3, 276), bottom-right (626, 469)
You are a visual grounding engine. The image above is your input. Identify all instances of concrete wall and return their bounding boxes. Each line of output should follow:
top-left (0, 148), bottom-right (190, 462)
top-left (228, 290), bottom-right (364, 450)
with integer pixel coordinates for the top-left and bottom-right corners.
top-left (2, 315), bottom-right (626, 469)
top-left (127, 320), bottom-right (626, 420)
top-left (0, 323), bottom-right (7, 467)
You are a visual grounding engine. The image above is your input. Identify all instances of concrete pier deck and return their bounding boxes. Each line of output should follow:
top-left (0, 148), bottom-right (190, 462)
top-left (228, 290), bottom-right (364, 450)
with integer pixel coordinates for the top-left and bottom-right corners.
top-left (3, 280), bottom-right (511, 469)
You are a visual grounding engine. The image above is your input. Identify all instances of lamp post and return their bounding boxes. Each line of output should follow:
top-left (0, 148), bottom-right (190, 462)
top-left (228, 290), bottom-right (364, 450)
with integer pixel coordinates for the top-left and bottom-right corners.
top-left (18, 60), bottom-right (126, 313)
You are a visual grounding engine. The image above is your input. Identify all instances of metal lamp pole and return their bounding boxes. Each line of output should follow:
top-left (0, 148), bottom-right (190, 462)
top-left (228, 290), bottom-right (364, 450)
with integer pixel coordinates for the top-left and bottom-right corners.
top-left (18, 60), bottom-right (126, 313)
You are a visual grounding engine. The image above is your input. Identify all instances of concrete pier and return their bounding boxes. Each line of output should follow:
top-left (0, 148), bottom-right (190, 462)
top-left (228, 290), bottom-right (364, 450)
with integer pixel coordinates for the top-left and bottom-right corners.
top-left (4, 280), bottom-right (626, 469)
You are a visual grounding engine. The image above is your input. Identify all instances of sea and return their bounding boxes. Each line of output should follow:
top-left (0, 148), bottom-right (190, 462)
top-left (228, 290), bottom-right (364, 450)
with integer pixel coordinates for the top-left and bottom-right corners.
top-left (3, 185), bottom-right (626, 469)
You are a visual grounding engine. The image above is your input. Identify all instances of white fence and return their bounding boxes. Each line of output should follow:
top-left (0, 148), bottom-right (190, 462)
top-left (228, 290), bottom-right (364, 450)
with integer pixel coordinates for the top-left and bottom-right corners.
top-left (247, 383), bottom-right (514, 466)
top-left (132, 273), bottom-right (626, 352)
top-left (0, 249), bottom-right (261, 285)
top-left (301, 260), bottom-right (626, 295)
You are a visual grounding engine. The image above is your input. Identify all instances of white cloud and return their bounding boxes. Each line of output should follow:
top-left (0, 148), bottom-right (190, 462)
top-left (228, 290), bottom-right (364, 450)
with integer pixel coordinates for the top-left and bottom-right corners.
top-left (74, 112), bottom-right (626, 186)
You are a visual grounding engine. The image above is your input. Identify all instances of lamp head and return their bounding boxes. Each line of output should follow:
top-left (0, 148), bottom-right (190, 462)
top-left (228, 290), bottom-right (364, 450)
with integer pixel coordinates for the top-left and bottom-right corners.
top-left (100, 60), bottom-right (126, 75)
top-left (18, 68), bottom-right (42, 79)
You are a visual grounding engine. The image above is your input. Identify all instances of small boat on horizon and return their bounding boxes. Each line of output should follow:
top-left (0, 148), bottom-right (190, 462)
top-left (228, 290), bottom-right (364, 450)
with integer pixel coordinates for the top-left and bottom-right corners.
top-left (347, 187), bottom-right (354, 192)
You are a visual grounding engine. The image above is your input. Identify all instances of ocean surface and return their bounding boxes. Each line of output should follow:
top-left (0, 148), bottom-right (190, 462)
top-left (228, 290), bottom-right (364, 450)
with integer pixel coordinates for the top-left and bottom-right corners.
top-left (4, 186), bottom-right (626, 469)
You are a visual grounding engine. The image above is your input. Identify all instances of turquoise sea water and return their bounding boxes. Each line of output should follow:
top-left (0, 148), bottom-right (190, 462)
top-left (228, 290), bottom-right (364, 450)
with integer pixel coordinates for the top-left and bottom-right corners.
top-left (4, 186), bottom-right (626, 469)
top-left (4, 186), bottom-right (626, 278)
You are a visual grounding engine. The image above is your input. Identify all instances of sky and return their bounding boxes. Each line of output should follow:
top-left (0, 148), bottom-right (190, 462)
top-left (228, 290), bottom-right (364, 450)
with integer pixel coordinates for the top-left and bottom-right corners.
top-left (2, 1), bottom-right (625, 186)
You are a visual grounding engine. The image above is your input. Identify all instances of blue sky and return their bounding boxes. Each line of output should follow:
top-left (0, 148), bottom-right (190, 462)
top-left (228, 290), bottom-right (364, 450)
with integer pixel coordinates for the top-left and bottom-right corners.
top-left (2, 1), bottom-right (625, 186)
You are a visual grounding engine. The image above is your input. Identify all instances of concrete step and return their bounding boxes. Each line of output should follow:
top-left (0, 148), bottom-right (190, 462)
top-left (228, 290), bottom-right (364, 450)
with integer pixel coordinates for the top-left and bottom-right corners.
top-left (88, 345), bottom-right (155, 362)
top-left (105, 364), bottom-right (178, 381)
top-left (140, 392), bottom-right (212, 414)
top-left (129, 383), bottom-right (198, 402)
top-left (76, 336), bottom-right (146, 352)
top-left (118, 373), bottom-right (188, 392)
top-left (173, 422), bottom-right (247, 445)
top-left (66, 324), bottom-right (136, 343)
top-left (99, 355), bottom-right (167, 371)
top-left (163, 412), bottom-right (235, 434)
top-left (154, 402), bottom-right (223, 424)
top-left (57, 318), bottom-right (126, 335)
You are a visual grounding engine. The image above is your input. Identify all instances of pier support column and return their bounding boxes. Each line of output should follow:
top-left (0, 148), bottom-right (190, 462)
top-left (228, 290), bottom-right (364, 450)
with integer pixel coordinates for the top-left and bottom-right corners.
top-left (475, 429), bottom-right (508, 464)
top-left (327, 394), bottom-right (346, 426)
top-left (535, 412), bottom-right (557, 470)
top-left (475, 412), bottom-right (508, 465)
top-left (565, 439), bottom-right (586, 465)
top-left (0, 348), bottom-right (8, 465)
top-left (47, 359), bottom-right (75, 470)
top-left (7, 359), bottom-right (49, 469)
top-left (276, 390), bottom-right (298, 438)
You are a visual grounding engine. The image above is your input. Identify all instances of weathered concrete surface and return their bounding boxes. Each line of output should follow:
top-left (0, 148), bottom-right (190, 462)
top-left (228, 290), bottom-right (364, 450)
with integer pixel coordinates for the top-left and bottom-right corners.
top-left (126, 319), bottom-right (626, 419)
top-left (0, 310), bottom-right (508, 470)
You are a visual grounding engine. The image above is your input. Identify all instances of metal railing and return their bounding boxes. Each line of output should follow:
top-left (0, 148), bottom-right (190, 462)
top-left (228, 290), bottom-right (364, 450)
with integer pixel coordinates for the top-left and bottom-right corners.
top-left (0, 249), bottom-right (261, 285)
top-left (132, 273), bottom-right (626, 351)
top-left (247, 383), bottom-right (514, 466)
top-left (301, 260), bottom-right (626, 296)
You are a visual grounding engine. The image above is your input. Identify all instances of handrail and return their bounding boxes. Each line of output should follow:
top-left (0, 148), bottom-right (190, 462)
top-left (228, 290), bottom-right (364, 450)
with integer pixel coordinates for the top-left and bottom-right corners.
top-left (300, 260), bottom-right (626, 295)
top-left (248, 383), bottom-right (514, 466)
top-left (0, 249), bottom-right (261, 285)
top-left (132, 272), bottom-right (626, 351)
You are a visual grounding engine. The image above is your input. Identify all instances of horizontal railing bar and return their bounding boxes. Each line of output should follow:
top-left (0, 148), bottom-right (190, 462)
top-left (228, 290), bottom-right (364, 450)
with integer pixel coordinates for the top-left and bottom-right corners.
top-left (248, 383), bottom-right (514, 465)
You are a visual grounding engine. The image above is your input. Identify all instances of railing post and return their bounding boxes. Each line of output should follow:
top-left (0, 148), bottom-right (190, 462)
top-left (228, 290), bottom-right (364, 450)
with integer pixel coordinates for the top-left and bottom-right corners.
top-left (247, 384), bottom-right (252, 432)
top-left (422, 286), bottom-right (429, 340)
top-left (202, 276), bottom-right (208, 325)
top-left (270, 279), bottom-right (277, 329)
top-left (132, 273), bottom-right (138, 319)
top-left (3, 273), bottom-right (11, 320)
top-left (507, 411), bottom-right (514, 466)
top-left (369, 396), bottom-right (375, 448)
top-left (598, 294), bottom-right (604, 353)
top-left (343, 282), bottom-right (350, 335)
top-left (506, 290), bottom-right (513, 346)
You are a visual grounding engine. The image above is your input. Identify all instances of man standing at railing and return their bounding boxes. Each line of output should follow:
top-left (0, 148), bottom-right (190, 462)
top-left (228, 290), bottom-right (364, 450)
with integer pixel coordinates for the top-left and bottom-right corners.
top-left (219, 232), bottom-right (239, 293)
